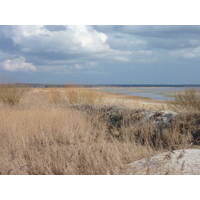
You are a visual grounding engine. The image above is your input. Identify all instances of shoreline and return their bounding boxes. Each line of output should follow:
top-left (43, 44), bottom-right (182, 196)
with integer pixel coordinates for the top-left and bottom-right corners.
top-left (95, 87), bottom-right (177, 101)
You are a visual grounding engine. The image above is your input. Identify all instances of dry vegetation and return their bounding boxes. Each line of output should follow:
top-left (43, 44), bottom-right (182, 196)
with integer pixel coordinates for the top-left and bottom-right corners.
top-left (0, 85), bottom-right (199, 175)
top-left (170, 88), bottom-right (200, 111)
top-left (0, 83), bottom-right (30, 106)
top-left (48, 87), bottom-right (62, 104)
top-left (65, 84), bottom-right (104, 105)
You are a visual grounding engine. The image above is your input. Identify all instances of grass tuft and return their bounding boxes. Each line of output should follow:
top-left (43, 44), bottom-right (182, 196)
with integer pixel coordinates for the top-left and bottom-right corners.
top-left (65, 83), bottom-right (104, 105)
top-left (0, 82), bottom-right (30, 106)
top-left (48, 87), bottom-right (62, 104)
top-left (171, 88), bottom-right (200, 111)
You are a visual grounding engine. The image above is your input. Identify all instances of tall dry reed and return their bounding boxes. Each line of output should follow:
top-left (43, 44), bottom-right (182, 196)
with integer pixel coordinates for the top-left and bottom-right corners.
top-left (0, 106), bottom-right (155, 175)
top-left (171, 88), bottom-right (200, 111)
top-left (65, 84), bottom-right (104, 105)
top-left (0, 87), bottom-right (198, 175)
top-left (48, 87), bottom-right (62, 104)
top-left (0, 83), bottom-right (30, 106)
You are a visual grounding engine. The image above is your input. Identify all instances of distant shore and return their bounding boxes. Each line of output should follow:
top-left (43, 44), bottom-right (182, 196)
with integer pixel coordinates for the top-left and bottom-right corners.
top-left (9, 83), bottom-right (200, 88)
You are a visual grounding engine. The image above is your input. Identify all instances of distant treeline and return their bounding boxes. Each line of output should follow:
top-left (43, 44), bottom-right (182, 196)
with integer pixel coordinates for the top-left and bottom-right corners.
top-left (13, 83), bottom-right (200, 88)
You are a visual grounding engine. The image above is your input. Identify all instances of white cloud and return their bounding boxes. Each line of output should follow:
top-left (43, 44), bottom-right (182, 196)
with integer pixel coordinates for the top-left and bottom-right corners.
top-left (73, 64), bottom-right (82, 69)
top-left (0, 50), bottom-right (13, 61)
top-left (21, 48), bottom-right (31, 53)
top-left (2, 56), bottom-right (36, 72)
top-left (112, 55), bottom-right (129, 61)
top-left (136, 58), bottom-right (157, 63)
top-left (86, 61), bottom-right (97, 66)
top-left (67, 25), bottom-right (109, 52)
top-left (137, 50), bottom-right (152, 55)
top-left (11, 25), bottom-right (44, 44)
top-left (171, 47), bottom-right (200, 59)
top-left (1, 25), bottom-right (130, 63)
top-left (188, 40), bottom-right (200, 45)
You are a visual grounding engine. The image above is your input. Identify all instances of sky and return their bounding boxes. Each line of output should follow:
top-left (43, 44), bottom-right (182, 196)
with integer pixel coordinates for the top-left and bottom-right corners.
top-left (1, 25), bottom-right (200, 85)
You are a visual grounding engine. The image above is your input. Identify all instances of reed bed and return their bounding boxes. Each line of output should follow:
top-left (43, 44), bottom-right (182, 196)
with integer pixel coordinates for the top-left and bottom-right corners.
top-left (0, 87), bottom-right (199, 174)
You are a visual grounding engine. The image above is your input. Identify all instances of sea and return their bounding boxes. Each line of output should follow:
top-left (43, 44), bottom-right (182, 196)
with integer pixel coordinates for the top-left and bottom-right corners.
top-left (97, 85), bottom-right (200, 101)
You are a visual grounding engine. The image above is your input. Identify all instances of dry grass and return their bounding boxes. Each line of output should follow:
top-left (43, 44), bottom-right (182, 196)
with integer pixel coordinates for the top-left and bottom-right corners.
top-left (65, 87), bottom-right (80, 104)
top-left (0, 87), bottom-right (198, 175)
top-left (110, 114), bottom-right (193, 150)
top-left (0, 83), bottom-right (30, 106)
top-left (104, 98), bottom-right (169, 111)
top-left (170, 88), bottom-right (200, 111)
top-left (0, 105), bottom-right (155, 175)
top-left (48, 87), bottom-right (62, 104)
top-left (80, 88), bottom-right (104, 105)
top-left (65, 84), bottom-right (104, 105)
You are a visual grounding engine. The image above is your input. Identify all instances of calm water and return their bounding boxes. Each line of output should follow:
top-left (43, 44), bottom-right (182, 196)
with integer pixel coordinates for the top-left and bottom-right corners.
top-left (99, 87), bottom-right (200, 101)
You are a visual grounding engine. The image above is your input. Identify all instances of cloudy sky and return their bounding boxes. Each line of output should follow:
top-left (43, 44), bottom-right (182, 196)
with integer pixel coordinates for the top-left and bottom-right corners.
top-left (0, 25), bottom-right (200, 84)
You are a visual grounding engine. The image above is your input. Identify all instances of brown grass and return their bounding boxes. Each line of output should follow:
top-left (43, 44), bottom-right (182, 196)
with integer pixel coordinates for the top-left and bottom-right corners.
top-left (65, 84), bottom-right (104, 105)
top-left (170, 88), bottom-right (200, 111)
top-left (0, 87), bottom-right (198, 175)
top-left (0, 83), bottom-right (30, 106)
top-left (0, 105), bottom-right (155, 175)
top-left (48, 87), bottom-right (62, 104)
